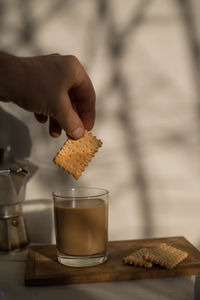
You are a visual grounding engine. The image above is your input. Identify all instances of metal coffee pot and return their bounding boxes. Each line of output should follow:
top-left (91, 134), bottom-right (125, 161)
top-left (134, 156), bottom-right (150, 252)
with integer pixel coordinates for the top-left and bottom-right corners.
top-left (0, 149), bottom-right (29, 252)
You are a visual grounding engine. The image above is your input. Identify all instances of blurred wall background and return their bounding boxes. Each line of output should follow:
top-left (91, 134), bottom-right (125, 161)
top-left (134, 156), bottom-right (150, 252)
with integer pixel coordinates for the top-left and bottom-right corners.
top-left (0, 0), bottom-right (200, 248)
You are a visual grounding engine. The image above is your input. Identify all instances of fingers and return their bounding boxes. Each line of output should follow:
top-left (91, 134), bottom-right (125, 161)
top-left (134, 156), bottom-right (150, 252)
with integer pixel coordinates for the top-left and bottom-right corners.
top-left (35, 112), bottom-right (82, 139)
top-left (34, 55), bottom-right (96, 139)
top-left (69, 76), bottom-right (96, 131)
top-left (49, 117), bottom-right (62, 137)
top-left (34, 113), bottom-right (48, 123)
top-left (66, 56), bottom-right (96, 131)
top-left (52, 56), bottom-right (95, 139)
top-left (34, 114), bottom-right (62, 138)
top-left (53, 92), bottom-right (85, 139)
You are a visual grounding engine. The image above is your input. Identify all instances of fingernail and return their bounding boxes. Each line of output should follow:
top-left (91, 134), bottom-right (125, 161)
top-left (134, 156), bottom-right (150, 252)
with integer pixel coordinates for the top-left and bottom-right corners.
top-left (71, 127), bottom-right (84, 139)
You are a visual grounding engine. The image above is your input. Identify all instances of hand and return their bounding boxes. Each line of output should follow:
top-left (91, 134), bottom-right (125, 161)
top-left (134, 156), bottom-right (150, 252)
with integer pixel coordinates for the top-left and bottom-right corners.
top-left (0, 52), bottom-right (96, 138)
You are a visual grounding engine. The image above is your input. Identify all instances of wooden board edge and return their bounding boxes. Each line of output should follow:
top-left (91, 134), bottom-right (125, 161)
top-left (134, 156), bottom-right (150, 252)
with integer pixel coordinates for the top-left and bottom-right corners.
top-left (24, 267), bottom-right (200, 287)
top-left (24, 247), bottom-right (36, 286)
top-left (108, 236), bottom-right (186, 244)
top-left (181, 236), bottom-right (200, 252)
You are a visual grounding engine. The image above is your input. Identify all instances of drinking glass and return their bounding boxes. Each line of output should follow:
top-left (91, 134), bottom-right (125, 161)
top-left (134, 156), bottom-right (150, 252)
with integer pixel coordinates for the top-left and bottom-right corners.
top-left (53, 187), bottom-right (108, 267)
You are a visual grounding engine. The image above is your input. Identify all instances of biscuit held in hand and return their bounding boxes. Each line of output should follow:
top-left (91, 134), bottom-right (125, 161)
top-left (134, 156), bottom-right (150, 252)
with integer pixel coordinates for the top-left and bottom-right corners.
top-left (53, 130), bottom-right (102, 179)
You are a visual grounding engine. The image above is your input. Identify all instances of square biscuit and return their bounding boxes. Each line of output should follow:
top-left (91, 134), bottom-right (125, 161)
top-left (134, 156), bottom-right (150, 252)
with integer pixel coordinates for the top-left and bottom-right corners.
top-left (143, 242), bottom-right (188, 269)
top-left (53, 130), bottom-right (102, 179)
top-left (123, 248), bottom-right (153, 268)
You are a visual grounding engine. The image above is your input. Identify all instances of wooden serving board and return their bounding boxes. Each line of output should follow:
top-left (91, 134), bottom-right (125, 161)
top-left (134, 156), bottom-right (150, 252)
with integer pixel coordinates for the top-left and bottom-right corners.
top-left (25, 236), bottom-right (200, 286)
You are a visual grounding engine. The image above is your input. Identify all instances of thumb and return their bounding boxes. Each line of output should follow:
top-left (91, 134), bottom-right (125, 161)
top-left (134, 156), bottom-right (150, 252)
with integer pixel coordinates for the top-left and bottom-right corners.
top-left (53, 94), bottom-right (85, 139)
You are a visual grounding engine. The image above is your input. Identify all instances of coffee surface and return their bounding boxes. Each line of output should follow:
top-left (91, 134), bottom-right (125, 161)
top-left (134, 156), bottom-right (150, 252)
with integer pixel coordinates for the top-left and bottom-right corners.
top-left (54, 198), bottom-right (107, 256)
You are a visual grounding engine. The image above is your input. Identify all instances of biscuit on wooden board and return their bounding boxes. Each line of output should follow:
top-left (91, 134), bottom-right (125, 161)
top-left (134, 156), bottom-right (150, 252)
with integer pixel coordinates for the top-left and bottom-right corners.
top-left (123, 243), bottom-right (188, 270)
top-left (143, 242), bottom-right (189, 270)
top-left (53, 130), bottom-right (102, 179)
top-left (123, 248), bottom-right (153, 268)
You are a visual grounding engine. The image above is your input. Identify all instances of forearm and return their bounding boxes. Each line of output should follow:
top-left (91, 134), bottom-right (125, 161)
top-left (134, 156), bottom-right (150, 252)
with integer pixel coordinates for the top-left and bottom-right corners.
top-left (0, 51), bottom-right (24, 103)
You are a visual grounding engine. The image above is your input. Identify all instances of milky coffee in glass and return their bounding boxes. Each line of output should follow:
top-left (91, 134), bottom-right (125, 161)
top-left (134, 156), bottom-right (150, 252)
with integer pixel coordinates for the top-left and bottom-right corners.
top-left (53, 188), bottom-right (108, 267)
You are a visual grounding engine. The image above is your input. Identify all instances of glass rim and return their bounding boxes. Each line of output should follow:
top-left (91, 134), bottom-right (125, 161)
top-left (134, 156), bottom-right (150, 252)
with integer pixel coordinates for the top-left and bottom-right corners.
top-left (53, 187), bottom-right (109, 199)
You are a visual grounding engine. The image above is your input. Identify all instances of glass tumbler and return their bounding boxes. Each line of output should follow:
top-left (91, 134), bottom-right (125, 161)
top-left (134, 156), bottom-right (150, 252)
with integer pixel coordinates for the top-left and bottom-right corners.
top-left (53, 187), bottom-right (108, 267)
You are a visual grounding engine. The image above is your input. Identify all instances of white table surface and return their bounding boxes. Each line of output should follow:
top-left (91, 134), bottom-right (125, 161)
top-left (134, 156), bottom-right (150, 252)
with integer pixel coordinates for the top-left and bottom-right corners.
top-left (0, 247), bottom-right (199, 300)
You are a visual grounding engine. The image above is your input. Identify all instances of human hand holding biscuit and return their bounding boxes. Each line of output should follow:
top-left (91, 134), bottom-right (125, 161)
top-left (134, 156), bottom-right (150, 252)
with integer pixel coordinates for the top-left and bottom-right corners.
top-left (0, 51), bottom-right (95, 139)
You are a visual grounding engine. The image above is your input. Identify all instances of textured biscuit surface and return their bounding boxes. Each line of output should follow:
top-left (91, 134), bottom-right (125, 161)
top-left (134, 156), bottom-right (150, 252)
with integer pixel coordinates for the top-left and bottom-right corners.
top-left (53, 130), bottom-right (102, 179)
top-left (123, 248), bottom-right (153, 268)
top-left (144, 242), bottom-right (188, 269)
top-left (123, 242), bottom-right (189, 270)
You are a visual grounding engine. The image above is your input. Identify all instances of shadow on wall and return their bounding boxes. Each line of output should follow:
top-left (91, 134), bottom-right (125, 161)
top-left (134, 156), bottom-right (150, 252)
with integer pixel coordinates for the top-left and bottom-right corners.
top-left (0, 106), bottom-right (31, 159)
top-left (0, 106), bottom-right (38, 180)
top-left (23, 198), bottom-right (55, 244)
